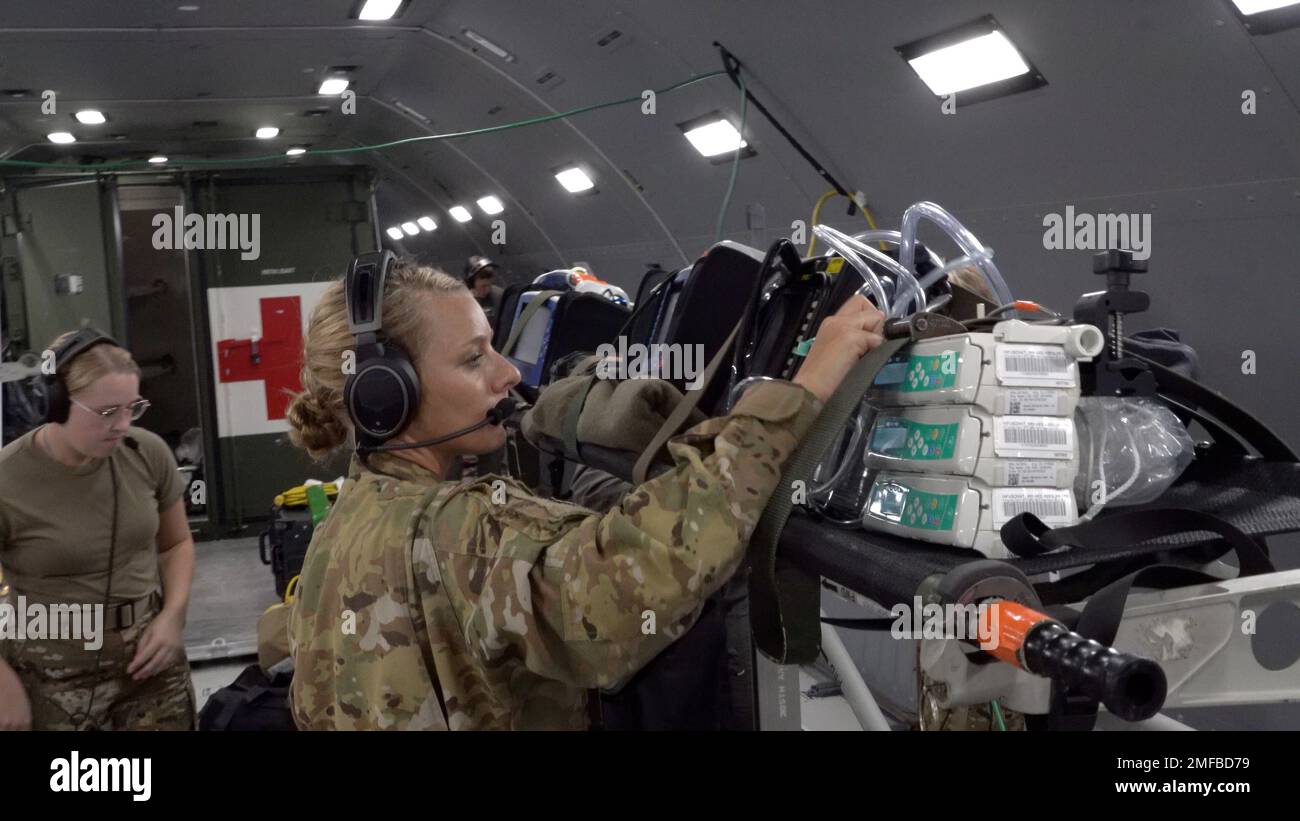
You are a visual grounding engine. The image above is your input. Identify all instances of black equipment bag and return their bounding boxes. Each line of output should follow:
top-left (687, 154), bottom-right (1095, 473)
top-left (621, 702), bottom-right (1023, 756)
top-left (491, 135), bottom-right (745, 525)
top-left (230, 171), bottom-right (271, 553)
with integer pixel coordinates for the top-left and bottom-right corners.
top-left (198, 663), bottom-right (296, 731)
top-left (640, 241), bottom-right (768, 415)
top-left (626, 264), bottom-right (677, 347)
top-left (259, 506), bottom-right (313, 598)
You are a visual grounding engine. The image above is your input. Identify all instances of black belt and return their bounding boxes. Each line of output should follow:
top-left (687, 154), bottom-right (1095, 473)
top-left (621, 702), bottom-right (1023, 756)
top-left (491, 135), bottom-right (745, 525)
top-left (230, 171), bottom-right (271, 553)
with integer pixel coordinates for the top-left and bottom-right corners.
top-left (105, 592), bottom-right (162, 630)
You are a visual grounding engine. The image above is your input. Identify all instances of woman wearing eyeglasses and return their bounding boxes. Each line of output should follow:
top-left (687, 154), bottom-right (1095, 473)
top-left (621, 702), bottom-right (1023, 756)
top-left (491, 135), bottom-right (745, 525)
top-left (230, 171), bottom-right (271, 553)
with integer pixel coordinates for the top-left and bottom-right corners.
top-left (0, 330), bottom-right (196, 731)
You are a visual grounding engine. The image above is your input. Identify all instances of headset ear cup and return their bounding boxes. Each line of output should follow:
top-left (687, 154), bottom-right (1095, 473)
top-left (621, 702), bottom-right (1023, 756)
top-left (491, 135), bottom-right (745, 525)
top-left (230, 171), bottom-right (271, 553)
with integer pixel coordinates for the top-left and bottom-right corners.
top-left (42, 374), bottom-right (70, 424)
top-left (345, 346), bottom-right (420, 441)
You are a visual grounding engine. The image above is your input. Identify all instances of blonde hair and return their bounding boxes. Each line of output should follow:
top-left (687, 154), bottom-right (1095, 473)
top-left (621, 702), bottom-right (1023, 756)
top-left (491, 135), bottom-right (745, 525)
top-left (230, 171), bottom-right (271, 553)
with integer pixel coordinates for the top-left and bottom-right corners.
top-left (286, 259), bottom-right (466, 461)
top-left (47, 330), bottom-right (141, 395)
top-left (947, 265), bottom-right (998, 304)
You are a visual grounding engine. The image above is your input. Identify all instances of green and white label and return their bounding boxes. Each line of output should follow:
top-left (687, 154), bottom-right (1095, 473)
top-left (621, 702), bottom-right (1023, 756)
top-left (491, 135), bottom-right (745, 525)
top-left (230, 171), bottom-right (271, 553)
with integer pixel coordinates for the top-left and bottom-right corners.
top-left (869, 417), bottom-right (960, 461)
top-left (867, 481), bottom-right (958, 531)
top-left (873, 350), bottom-right (961, 392)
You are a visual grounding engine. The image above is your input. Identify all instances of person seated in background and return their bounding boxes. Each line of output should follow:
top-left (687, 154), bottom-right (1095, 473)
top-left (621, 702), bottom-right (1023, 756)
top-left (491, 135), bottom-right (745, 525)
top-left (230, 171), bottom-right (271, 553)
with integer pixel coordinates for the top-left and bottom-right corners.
top-left (464, 254), bottom-right (505, 332)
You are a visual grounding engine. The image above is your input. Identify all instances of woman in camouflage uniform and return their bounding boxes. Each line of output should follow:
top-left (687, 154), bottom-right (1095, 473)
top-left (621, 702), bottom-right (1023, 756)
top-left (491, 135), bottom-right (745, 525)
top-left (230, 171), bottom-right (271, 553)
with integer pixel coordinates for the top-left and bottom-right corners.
top-left (0, 333), bottom-right (196, 731)
top-left (285, 260), bottom-right (885, 729)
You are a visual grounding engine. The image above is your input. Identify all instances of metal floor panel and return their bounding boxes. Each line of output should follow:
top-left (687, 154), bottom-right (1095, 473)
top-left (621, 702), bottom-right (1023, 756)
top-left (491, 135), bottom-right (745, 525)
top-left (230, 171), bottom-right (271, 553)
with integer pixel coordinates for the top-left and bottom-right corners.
top-left (184, 535), bottom-right (279, 662)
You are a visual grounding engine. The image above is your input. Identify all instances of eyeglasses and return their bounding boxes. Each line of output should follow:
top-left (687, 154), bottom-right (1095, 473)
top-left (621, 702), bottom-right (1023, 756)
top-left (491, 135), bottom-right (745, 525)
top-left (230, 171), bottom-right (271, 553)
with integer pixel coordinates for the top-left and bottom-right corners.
top-left (70, 397), bottom-right (151, 422)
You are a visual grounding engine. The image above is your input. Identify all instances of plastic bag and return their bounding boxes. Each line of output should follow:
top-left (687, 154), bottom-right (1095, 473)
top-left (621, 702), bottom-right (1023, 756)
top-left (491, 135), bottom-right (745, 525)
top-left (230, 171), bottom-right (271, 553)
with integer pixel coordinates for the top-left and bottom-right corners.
top-left (1074, 397), bottom-right (1194, 518)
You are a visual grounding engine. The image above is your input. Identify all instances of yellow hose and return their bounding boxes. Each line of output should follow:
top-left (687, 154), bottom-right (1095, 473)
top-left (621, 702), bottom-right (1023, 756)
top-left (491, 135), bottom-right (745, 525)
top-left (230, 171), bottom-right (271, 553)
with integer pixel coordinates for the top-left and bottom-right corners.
top-left (806, 189), bottom-right (882, 257)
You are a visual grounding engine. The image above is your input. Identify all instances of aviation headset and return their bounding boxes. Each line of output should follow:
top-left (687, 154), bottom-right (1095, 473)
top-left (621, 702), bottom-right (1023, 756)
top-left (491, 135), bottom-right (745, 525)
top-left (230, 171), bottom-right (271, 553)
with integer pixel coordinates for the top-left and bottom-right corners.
top-left (343, 251), bottom-right (517, 455)
top-left (40, 327), bottom-right (122, 424)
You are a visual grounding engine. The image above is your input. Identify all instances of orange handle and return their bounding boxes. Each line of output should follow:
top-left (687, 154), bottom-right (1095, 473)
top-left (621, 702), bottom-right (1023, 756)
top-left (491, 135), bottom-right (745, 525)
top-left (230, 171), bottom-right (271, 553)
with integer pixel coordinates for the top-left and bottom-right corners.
top-left (985, 600), bottom-right (1057, 669)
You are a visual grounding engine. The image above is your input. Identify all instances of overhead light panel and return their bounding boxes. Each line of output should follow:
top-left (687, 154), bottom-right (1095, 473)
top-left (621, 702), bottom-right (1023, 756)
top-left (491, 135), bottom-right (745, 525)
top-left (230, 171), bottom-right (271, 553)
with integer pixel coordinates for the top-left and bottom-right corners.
top-left (896, 16), bottom-right (1045, 103)
top-left (401, 222), bottom-right (419, 236)
top-left (355, 0), bottom-right (405, 21)
top-left (75, 110), bottom-right (106, 124)
top-left (417, 216), bottom-right (437, 231)
top-left (255, 126), bottom-right (280, 139)
top-left (449, 205), bottom-right (472, 222)
top-left (47, 132), bottom-right (76, 144)
top-left (317, 77), bottom-right (349, 95)
top-left (476, 195), bottom-right (504, 215)
top-left (1233, 0), bottom-right (1300, 12)
top-left (461, 28), bottom-right (516, 62)
top-left (681, 117), bottom-right (747, 158)
top-left (385, 227), bottom-right (404, 241)
top-left (1230, 0), bottom-right (1300, 32)
top-left (555, 166), bottom-right (595, 193)
top-left (148, 156), bottom-right (168, 164)
top-left (286, 147), bottom-right (307, 156)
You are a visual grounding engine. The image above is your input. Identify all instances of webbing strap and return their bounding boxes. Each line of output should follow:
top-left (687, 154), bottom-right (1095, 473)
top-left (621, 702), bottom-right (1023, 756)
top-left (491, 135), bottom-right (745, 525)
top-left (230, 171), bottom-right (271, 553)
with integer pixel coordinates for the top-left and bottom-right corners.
top-left (561, 374), bottom-right (599, 459)
top-left (631, 319), bottom-right (745, 485)
top-left (1000, 508), bottom-right (1274, 576)
top-left (746, 337), bottom-right (909, 664)
top-left (500, 290), bottom-right (564, 358)
top-left (1047, 563), bottom-right (1221, 731)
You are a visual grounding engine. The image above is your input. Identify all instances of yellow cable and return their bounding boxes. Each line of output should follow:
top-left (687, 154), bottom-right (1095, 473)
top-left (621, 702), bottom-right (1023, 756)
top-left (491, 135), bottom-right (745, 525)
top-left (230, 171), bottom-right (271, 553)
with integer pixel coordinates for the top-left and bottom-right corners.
top-left (806, 190), bottom-right (883, 257)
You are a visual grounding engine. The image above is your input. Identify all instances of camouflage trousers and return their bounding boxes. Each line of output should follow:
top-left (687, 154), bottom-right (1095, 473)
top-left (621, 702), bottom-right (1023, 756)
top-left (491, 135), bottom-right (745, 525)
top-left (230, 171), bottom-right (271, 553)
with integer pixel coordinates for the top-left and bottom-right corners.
top-left (3, 602), bottom-right (196, 731)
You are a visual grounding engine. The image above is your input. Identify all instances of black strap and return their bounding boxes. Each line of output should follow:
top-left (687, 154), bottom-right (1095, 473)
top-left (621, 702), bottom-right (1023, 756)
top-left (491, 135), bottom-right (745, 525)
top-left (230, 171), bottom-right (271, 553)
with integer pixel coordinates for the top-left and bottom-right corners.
top-left (1045, 563), bottom-right (1222, 731)
top-left (1134, 352), bottom-right (1298, 462)
top-left (820, 617), bottom-right (895, 631)
top-left (1000, 508), bottom-right (1274, 576)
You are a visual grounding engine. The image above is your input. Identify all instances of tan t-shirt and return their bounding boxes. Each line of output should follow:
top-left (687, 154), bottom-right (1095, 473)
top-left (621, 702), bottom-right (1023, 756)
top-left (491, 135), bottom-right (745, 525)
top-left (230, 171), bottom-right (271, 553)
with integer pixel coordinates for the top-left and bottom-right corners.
top-left (0, 425), bottom-right (185, 604)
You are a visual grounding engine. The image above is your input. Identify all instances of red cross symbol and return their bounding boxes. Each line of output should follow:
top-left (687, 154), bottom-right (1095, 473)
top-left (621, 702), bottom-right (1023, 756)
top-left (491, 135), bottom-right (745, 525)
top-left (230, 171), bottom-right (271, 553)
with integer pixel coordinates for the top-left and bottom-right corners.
top-left (216, 296), bottom-right (303, 420)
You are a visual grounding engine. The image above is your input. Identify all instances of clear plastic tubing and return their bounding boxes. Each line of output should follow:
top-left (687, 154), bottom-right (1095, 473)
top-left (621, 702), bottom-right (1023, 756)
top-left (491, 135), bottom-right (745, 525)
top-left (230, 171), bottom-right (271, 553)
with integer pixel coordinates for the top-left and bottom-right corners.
top-left (898, 201), bottom-right (1014, 305)
top-left (851, 229), bottom-right (947, 274)
top-left (932, 247), bottom-right (995, 284)
top-left (821, 226), bottom-right (927, 318)
top-left (813, 224), bottom-right (891, 315)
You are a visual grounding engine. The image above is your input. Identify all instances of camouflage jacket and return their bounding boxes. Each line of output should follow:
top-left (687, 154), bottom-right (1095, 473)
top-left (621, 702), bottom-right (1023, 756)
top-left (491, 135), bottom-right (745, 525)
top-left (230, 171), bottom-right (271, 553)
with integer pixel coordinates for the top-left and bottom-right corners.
top-left (288, 380), bottom-right (822, 730)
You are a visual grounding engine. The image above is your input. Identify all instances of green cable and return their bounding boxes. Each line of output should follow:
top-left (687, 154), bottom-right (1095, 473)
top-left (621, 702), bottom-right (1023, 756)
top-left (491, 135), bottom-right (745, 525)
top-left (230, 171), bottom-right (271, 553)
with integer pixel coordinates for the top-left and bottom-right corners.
top-left (0, 70), bottom-right (728, 170)
top-left (991, 700), bottom-right (1007, 731)
top-left (713, 71), bottom-right (747, 244)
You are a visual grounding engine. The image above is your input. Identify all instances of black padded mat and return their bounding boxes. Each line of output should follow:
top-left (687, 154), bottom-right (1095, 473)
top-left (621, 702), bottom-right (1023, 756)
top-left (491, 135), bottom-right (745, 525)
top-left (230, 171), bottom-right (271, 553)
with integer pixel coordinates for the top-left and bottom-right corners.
top-left (779, 459), bottom-right (1300, 608)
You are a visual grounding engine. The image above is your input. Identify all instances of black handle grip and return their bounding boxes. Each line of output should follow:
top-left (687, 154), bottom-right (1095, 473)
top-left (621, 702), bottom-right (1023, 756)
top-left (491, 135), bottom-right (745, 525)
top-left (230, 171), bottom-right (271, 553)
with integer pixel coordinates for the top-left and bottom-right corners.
top-left (1022, 621), bottom-right (1167, 722)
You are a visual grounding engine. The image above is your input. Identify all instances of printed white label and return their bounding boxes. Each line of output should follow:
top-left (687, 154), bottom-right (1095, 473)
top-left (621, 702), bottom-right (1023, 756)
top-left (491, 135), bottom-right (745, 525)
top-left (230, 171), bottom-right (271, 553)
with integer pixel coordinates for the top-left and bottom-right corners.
top-left (1005, 388), bottom-right (1066, 415)
top-left (996, 344), bottom-right (1075, 387)
top-left (1002, 460), bottom-right (1062, 487)
top-left (992, 488), bottom-right (1075, 526)
top-left (994, 416), bottom-right (1074, 458)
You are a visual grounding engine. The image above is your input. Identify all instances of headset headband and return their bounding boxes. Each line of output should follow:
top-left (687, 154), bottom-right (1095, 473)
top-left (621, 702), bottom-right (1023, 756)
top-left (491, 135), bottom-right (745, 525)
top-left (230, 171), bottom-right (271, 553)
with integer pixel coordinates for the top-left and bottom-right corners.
top-left (346, 250), bottom-right (396, 340)
top-left (54, 327), bottom-right (119, 373)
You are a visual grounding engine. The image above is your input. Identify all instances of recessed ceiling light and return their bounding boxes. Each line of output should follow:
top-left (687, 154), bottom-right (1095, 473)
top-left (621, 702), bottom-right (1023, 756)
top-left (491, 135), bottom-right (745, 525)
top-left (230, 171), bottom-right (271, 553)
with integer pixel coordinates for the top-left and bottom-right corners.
top-left (317, 77), bottom-right (349, 95)
top-left (1230, 0), bottom-right (1300, 32)
top-left (74, 110), bottom-right (106, 125)
top-left (461, 28), bottom-right (516, 62)
top-left (148, 156), bottom-right (168, 164)
top-left (905, 32), bottom-right (1027, 95)
top-left (178, 5), bottom-right (200, 11)
top-left (681, 118), bottom-right (747, 158)
top-left (255, 126), bottom-right (279, 139)
top-left (385, 227), bottom-right (404, 241)
top-left (356, 0), bottom-right (404, 21)
top-left (476, 195), bottom-right (504, 215)
top-left (896, 16), bottom-right (1045, 103)
top-left (401, 222), bottom-right (419, 236)
top-left (554, 166), bottom-right (595, 193)
top-left (47, 132), bottom-right (76, 144)
top-left (1233, 0), bottom-right (1300, 12)
top-left (417, 216), bottom-right (437, 231)
top-left (449, 205), bottom-right (472, 222)
top-left (286, 147), bottom-right (307, 156)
